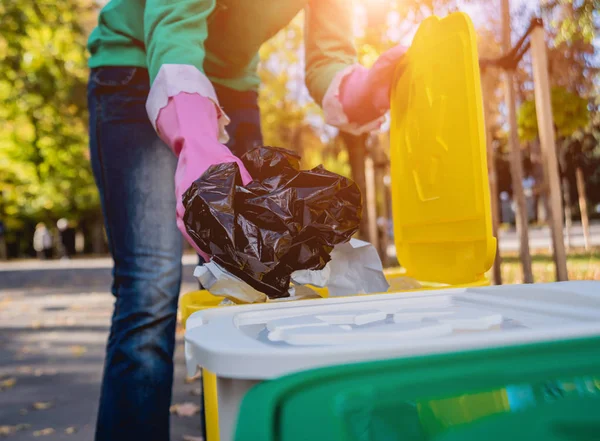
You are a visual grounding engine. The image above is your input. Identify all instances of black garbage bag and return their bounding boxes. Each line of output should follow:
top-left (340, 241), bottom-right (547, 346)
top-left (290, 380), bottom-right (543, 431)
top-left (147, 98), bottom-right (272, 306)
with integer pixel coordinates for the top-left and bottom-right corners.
top-left (182, 146), bottom-right (363, 299)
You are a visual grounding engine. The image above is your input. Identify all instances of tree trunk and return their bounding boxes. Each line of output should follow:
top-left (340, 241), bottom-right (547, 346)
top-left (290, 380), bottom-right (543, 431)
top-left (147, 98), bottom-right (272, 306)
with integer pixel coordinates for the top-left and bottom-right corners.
top-left (0, 236), bottom-right (6, 261)
top-left (482, 70), bottom-right (503, 285)
top-left (364, 150), bottom-right (379, 251)
top-left (291, 126), bottom-right (304, 162)
top-left (91, 218), bottom-right (106, 254)
top-left (502, 0), bottom-right (534, 283)
top-left (562, 176), bottom-right (573, 251)
top-left (575, 166), bottom-right (591, 250)
top-left (341, 132), bottom-right (370, 240)
top-left (537, 195), bottom-right (548, 224)
top-left (0, 192), bottom-right (6, 261)
top-left (530, 140), bottom-right (547, 224)
top-left (75, 230), bottom-right (85, 254)
top-left (383, 176), bottom-right (394, 267)
top-left (372, 133), bottom-right (390, 265)
top-left (530, 24), bottom-right (568, 281)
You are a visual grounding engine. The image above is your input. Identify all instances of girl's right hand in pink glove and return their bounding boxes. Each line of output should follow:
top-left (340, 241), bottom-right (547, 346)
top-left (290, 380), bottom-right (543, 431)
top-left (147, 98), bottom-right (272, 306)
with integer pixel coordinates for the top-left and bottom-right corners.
top-left (339, 45), bottom-right (408, 127)
top-left (156, 93), bottom-right (252, 259)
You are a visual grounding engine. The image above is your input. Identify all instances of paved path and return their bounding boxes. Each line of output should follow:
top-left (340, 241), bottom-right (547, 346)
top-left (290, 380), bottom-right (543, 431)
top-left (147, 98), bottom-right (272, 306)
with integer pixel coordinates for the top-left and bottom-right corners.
top-left (498, 222), bottom-right (600, 252)
top-left (0, 255), bottom-right (204, 441)
top-left (1, 222), bottom-right (599, 439)
top-left (386, 222), bottom-right (600, 257)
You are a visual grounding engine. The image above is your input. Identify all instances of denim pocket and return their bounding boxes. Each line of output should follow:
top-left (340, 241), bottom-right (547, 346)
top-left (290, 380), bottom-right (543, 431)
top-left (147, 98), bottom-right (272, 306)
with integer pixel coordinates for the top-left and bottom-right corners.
top-left (91, 67), bottom-right (149, 124)
top-left (91, 67), bottom-right (139, 87)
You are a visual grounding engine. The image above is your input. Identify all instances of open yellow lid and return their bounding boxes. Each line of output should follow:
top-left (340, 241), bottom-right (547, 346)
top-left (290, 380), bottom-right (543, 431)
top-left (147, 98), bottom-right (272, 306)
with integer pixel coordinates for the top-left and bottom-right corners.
top-left (389, 13), bottom-right (496, 285)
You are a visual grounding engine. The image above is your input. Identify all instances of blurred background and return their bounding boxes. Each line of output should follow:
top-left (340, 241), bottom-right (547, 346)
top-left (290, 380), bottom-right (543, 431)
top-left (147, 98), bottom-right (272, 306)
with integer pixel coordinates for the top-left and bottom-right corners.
top-left (0, 1), bottom-right (599, 439)
top-left (0, 0), bottom-right (599, 276)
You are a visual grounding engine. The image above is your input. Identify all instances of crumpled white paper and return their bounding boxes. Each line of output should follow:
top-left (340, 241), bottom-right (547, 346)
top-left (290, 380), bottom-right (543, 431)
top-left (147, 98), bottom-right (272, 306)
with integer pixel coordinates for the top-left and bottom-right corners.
top-left (194, 239), bottom-right (389, 304)
top-left (292, 239), bottom-right (390, 297)
top-left (193, 262), bottom-right (269, 304)
top-left (193, 261), bottom-right (323, 304)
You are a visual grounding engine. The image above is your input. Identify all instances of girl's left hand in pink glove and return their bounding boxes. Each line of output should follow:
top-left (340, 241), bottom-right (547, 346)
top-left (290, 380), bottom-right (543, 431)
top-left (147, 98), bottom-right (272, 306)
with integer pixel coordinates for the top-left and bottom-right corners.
top-left (156, 92), bottom-right (252, 259)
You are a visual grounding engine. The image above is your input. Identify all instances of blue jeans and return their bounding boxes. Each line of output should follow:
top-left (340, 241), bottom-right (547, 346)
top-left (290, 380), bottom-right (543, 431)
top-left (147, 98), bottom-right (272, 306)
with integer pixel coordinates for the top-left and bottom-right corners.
top-left (88, 66), bottom-right (262, 441)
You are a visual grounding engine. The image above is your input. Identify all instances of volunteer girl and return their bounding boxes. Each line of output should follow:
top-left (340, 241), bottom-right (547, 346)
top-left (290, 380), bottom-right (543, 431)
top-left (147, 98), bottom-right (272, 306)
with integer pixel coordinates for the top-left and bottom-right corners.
top-left (87, 1), bottom-right (404, 439)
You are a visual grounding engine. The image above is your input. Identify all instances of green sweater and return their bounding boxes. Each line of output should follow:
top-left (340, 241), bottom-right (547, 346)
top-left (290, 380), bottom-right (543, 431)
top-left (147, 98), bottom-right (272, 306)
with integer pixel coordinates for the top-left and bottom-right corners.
top-left (88, 0), bottom-right (357, 105)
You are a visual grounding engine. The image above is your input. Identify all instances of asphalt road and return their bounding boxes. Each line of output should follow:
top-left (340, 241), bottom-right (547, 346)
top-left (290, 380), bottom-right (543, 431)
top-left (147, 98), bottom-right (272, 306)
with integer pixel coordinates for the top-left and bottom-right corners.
top-left (385, 222), bottom-right (600, 257)
top-left (0, 255), bottom-right (204, 441)
top-left (497, 222), bottom-right (600, 252)
top-left (1, 222), bottom-right (598, 439)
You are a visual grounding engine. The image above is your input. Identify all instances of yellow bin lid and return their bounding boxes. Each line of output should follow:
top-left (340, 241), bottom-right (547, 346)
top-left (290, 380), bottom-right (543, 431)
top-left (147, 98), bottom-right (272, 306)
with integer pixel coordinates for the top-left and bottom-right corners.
top-left (389, 13), bottom-right (496, 285)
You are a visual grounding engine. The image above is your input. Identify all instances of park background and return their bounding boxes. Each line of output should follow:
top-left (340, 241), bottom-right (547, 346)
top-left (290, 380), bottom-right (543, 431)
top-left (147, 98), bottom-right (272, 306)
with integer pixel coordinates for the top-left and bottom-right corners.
top-left (0, 1), bottom-right (599, 437)
top-left (1, 0), bottom-right (599, 283)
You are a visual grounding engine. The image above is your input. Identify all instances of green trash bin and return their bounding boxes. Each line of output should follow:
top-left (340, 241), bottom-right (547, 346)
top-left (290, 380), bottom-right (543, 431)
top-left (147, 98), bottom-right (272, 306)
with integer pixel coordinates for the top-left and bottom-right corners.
top-left (234, 336), bottom-right (600, 441)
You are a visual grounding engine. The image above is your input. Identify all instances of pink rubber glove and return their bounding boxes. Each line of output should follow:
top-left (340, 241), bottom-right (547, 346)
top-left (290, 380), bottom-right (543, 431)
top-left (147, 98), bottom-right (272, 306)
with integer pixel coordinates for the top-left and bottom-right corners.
top-left (156, 93), bottom-right (252, 258)
top-left (339, 45), bottom-right (408, 126)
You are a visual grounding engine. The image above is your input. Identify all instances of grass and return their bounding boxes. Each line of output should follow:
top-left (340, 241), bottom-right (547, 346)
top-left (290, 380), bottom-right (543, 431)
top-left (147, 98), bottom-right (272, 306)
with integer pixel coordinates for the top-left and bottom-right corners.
top-left (496, 248), bottom-right (600, 284)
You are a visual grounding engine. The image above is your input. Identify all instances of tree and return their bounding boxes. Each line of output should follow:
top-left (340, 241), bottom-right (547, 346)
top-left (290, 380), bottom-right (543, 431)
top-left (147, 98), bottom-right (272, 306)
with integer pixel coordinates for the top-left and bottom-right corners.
top-left (0, 0), bottom-right (99, 256)
top-left (518, 87), bottom-right (589, 141)
top-left (518, 85), bottom-right (590, 250)
top-left (542, 0), bottom-right (600, 45)
top-left (539, 0), bottom-right (600, 251)
top-left (499, 0), bottom-right (534, 283)
top-left (257, 13), bottom-right (351, 177)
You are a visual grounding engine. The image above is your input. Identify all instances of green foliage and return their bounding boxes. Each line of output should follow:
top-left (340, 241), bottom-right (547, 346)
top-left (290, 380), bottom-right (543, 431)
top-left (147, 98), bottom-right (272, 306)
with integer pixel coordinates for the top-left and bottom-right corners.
top-left (0, 0), bottom-right (98, 230)
top-left (258, 15), bottom-right (319, 148)
top-left (517, 87), bottom-right (589, 141)
top-left (543, 0), bottom-right (600, 45)
top-left (0, 0), bottom-right (598, 255)
top-left (257, 13), bottom-right (351, 178)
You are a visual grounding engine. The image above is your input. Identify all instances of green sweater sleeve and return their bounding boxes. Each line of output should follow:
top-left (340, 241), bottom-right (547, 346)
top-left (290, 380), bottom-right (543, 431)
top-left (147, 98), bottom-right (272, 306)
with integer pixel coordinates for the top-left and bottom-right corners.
top-left (144, 0), bottom-right (216, 84)
top-left (304, 0), bottom-right (358, 106)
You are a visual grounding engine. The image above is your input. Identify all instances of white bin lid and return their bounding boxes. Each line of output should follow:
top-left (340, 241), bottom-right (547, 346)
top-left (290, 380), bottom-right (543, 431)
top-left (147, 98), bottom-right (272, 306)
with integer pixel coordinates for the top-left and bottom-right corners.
top-left (185, 281), bottom-right (600, 379)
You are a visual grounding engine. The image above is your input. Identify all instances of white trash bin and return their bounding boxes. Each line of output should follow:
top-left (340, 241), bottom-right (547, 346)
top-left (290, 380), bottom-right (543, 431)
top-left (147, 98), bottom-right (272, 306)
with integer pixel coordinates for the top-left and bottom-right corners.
top-left (185, 281), bottom-right (600, 441)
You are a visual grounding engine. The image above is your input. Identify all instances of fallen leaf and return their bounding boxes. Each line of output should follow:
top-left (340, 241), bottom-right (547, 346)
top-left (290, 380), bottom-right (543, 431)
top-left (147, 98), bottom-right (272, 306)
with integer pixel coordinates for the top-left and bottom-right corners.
top-left (182, 435), bottom-right (204, 441)
top-left (65, 426), bottom-right (76, 435)
top-left (17, 366), bottom-right (33, 375)
top-left (0, 377), bottom-right (16, 391)
top-left (20, 346), bottom-right (35, 355)
top-left (33, 401), bottom-right (53, 410)
top-left (190, 387), bottom-right (202, 397)
top-left (0, 424), bottom-right (30, 436)
top-left (0, 296), bottom-right (13, 310)
top-left (34, 368), bottom-right (57, 377)
top-left (184, 372), bottom-right (202, 384)
top-left (33, 428), bottom-right (55, 437)
top-left (68, 345), bottom-right (87, 357)
top-left (31, 320), bottom-right (42, 330)
top-left (170, 402), bottom-right (200, 417)
top-left (19, 408), bottom-right (28, 415)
